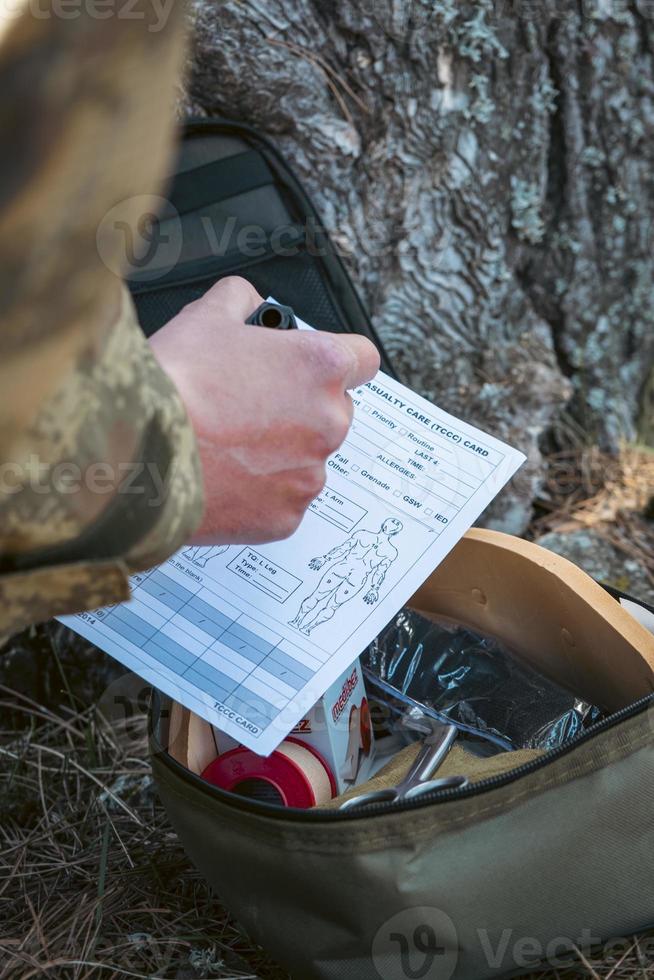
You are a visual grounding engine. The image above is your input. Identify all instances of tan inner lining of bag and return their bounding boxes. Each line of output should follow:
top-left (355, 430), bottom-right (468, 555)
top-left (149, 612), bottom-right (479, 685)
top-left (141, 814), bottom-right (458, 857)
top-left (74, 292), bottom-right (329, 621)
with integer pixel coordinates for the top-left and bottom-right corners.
top-left (168, 699), bottom-right (218, 774)
top-left (320, 742), bottom-right (546, 809)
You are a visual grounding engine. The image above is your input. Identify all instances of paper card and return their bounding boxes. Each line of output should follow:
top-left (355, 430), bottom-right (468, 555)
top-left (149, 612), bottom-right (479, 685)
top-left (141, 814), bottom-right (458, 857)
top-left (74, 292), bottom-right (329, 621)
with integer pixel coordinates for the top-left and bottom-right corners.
top-left (61, 310), bottom-right (525, 756)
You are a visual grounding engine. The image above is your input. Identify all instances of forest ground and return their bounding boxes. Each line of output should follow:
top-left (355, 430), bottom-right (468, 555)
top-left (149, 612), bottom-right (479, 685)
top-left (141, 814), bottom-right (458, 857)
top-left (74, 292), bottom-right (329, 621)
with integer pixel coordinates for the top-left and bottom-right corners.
top-left (1, 445), bottom-right (653, 980)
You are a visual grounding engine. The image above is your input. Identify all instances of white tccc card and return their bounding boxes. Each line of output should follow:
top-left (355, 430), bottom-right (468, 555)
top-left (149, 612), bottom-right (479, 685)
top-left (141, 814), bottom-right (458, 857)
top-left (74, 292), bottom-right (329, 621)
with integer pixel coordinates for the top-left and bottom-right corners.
top-left (61, 308), bottom-right (526, 756)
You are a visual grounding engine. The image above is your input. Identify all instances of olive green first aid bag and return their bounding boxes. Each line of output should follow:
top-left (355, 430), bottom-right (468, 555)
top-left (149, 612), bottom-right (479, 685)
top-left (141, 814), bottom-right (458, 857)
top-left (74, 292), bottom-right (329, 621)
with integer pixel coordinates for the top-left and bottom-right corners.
top-left (149, 530), bottom-right (654, 980)
top-left (138, 121), bottom-right (654, 979)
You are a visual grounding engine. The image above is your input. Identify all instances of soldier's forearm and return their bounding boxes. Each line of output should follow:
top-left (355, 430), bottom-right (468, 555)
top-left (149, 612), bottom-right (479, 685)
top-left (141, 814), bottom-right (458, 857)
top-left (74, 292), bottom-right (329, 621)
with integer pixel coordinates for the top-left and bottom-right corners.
top-left (0, 287), bottom-right (204, 635)
top-left (0, 0), bottom-right (203, 635)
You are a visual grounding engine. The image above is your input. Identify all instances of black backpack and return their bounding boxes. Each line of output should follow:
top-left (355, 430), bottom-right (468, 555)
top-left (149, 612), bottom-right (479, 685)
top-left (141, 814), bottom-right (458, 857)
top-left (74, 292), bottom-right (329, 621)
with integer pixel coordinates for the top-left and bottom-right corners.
top-left (129, 116), bottom-right (394, 376)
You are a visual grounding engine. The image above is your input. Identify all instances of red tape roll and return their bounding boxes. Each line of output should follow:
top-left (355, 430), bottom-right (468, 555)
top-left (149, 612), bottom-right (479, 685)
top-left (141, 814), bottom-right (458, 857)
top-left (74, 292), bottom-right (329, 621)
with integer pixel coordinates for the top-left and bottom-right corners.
top-left (201, 737), bottom-right (336, 808)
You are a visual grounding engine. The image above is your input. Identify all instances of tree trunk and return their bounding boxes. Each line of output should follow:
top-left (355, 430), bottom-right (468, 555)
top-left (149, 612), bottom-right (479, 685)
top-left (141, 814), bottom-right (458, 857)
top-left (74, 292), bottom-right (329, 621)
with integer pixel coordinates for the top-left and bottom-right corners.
top-left (185, 0), bottom-right (654, 532)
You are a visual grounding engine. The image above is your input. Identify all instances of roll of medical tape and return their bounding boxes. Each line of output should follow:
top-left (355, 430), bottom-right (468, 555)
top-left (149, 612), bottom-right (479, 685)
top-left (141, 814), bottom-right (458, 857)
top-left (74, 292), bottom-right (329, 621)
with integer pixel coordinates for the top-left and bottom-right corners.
top-left (201, 737), bottom-right (336, 808)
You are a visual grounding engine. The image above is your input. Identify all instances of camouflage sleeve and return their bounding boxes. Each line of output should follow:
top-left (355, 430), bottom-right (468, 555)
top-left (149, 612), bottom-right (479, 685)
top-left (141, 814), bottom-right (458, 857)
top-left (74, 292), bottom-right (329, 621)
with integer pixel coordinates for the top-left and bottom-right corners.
top-left (0, 1), bottom-right (204, 635)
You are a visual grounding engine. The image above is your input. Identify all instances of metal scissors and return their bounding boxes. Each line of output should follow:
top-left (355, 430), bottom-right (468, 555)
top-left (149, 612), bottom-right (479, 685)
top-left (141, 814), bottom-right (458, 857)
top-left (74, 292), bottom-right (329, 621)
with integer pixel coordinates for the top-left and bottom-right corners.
top-left (340, 718), bottom-right (467, 811)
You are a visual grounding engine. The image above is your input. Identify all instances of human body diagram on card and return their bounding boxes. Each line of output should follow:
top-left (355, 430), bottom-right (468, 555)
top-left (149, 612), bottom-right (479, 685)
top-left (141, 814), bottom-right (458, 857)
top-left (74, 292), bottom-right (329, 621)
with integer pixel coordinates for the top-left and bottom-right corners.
top-left (289, 519), bottom-right (402, 635)
top-left (61, 306), bottom-right (526, 755)
top-left (182, 545), bottom-right (230, 569)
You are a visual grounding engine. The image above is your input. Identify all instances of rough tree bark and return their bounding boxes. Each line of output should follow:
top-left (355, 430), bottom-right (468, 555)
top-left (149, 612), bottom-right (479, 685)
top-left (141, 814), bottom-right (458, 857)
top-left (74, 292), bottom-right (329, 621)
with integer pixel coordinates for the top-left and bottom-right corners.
top-left (185, 0), bottom-right (654, 533)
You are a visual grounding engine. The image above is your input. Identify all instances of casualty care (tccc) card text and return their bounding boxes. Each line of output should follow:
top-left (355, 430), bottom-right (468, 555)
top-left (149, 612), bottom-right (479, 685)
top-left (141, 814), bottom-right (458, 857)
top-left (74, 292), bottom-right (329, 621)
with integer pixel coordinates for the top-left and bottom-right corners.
top-left (62, 312), bottom-right (525, 756)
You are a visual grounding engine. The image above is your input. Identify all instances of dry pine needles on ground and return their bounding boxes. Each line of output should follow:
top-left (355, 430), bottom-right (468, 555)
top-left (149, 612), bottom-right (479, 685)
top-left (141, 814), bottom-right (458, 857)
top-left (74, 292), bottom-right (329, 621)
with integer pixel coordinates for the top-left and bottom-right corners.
top-left (1, 443), bottom-right (653, 979)
top-left (530, 444), bottom-right (654, 592)
top-left (0, 688), bottom-right (287, 980)
top-left (1, 680), bottom-right (654, 980)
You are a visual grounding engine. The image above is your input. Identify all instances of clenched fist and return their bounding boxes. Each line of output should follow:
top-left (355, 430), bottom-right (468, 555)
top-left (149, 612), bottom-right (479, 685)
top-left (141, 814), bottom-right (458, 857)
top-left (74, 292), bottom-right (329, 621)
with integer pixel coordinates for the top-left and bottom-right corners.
top-left (150, 277), bottom-right (380, 544)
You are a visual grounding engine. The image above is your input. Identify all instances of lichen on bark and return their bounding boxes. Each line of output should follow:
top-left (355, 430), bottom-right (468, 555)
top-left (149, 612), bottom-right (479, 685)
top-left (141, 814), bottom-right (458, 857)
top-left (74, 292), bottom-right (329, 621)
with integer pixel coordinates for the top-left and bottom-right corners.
top-left (185, 0), bottom-right (654, 532)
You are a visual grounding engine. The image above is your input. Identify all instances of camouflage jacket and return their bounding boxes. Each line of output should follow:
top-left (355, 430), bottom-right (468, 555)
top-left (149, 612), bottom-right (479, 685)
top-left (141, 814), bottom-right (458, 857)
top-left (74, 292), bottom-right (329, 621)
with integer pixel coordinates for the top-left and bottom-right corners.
top-left (0, 1), bottom-right (204, 635)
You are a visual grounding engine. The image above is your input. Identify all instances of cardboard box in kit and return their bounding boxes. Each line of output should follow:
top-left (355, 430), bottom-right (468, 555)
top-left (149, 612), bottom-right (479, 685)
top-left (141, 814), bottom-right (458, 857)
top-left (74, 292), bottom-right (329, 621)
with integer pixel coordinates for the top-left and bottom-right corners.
top-left (214, 658), bottom-right (376, 794)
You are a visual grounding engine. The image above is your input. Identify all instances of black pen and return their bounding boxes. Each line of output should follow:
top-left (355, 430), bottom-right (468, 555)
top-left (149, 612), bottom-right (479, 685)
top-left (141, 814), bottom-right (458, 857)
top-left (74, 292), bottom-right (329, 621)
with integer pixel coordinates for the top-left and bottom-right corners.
top-left (245, 301), bottom-right (298, 330)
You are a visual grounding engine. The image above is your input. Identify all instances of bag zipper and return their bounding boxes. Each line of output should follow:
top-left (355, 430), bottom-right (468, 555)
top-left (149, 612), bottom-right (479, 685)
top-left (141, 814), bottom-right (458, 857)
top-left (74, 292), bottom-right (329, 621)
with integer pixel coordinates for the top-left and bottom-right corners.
top-left (152, 690), bottom-right (654, 822)
top-left (352, 692), bottom-right (654, 817)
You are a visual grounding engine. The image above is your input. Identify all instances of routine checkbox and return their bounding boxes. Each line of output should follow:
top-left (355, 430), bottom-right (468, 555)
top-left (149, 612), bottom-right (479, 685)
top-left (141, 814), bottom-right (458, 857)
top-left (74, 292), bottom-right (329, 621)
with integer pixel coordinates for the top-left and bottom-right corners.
top-left (399, 427), bottom-right (407, 436)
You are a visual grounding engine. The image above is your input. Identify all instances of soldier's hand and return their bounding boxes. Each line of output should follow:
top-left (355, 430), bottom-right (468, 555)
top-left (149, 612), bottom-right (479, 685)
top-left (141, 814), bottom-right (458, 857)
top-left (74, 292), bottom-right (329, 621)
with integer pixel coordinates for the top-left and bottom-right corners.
top-left (149, 277), bottom-right (380, 544)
